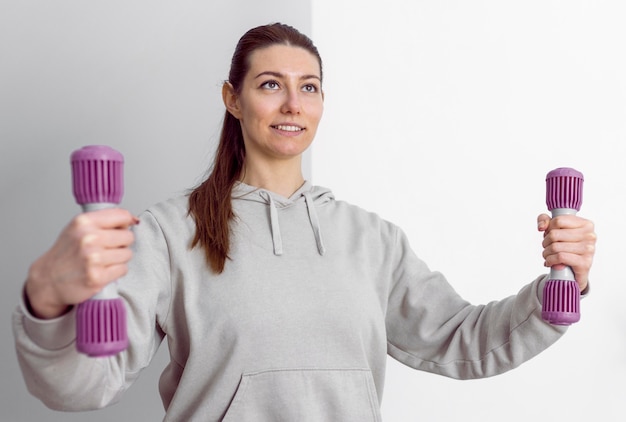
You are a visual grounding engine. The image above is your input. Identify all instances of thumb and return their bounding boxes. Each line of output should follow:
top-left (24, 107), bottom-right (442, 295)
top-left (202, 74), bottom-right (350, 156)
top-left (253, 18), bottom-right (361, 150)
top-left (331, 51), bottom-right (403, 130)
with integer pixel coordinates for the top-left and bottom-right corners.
top-left (537, 213), bottom-right (550, 232)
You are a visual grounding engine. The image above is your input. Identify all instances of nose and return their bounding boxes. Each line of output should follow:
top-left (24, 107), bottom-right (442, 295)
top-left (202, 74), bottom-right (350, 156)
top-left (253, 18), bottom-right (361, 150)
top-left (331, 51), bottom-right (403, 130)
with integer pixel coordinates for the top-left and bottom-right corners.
top-left (280, 89), bottom-right (301, 114)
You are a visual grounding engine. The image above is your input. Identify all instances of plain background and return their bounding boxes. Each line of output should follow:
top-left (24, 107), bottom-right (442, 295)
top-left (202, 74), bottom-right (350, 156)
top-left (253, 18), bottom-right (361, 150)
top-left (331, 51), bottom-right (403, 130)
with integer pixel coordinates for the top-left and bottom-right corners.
top-left (311, 1), bottom-right (626, 421)
top-left (2, 0), bottom-right (625, 421)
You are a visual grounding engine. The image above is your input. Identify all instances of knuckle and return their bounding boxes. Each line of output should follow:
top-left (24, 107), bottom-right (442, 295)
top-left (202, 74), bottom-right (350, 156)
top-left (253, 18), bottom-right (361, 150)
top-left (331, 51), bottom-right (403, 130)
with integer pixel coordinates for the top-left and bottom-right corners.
top-left (548, 233), bottom-right (561, 245)
top-left (86, 251), bottom-right (102, 266)
top-left (72, 214), bottom-right (93, 231)
top-left (555, 251), bottom-right (568, 263)
top-left (79, 233), bottom-right (98, 249)
top-left (586, 231), bottom-right (598, 243)
top-left (120, 231), bottom-right (135, 246)
top-left (85, 266), bottom-right (103, 288)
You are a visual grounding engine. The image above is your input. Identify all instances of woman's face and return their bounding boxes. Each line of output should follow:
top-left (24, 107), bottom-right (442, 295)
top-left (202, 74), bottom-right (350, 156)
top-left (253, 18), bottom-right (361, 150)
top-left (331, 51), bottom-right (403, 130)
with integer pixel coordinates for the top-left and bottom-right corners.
top-left (224, 44), bottom-right (324, 164)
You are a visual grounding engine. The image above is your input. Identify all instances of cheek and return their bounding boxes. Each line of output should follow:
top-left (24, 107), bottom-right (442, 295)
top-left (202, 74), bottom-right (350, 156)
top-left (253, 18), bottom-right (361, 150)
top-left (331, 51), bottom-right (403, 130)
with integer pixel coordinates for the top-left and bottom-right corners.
top-left (309, 103), bottom-right (324, 127)
top-left (317, 103), bottom-right (324, 120)
top-left (302, 93), bottom-right (323, 114)
top-left (249, 103), bottom-right (276, 127)
top-left (239, 96), bottom-right (271, 124)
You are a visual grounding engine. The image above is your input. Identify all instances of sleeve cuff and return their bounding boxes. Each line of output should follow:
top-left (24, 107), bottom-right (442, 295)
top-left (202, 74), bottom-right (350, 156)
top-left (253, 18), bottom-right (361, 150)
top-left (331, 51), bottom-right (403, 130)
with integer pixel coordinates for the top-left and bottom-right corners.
top-left (19, 287), bottom-right (77, 351)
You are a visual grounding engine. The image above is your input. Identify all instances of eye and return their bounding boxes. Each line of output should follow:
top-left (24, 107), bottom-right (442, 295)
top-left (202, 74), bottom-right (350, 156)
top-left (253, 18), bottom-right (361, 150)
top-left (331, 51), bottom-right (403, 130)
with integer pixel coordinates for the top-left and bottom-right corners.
top-left (261, 80), bottom-right (280, 90)
top-left (302, 84), bottom-right (319, 93)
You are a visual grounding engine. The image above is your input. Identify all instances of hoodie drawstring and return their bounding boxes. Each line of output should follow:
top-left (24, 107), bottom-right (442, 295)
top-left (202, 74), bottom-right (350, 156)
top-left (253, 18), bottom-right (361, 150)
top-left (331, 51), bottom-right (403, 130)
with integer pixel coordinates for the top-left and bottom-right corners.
top-left (260, 190), bottom-right (326, 257)
top-left (304, 191), bottom-right (326, 256)
top-left (263, 193), bottom-right (284, 256)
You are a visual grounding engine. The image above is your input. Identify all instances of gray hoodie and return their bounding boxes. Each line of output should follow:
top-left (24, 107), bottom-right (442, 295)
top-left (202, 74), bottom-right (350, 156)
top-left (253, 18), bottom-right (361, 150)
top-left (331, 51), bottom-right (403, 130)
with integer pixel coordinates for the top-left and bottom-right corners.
top-left (13, 181), bottom-right (567, 421)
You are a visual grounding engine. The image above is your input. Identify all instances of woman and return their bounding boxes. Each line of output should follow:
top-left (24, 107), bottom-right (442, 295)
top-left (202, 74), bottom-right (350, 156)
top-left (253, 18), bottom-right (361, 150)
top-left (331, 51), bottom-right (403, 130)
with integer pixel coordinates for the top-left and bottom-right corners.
top-left (13, 23), bottom-right (596, 421)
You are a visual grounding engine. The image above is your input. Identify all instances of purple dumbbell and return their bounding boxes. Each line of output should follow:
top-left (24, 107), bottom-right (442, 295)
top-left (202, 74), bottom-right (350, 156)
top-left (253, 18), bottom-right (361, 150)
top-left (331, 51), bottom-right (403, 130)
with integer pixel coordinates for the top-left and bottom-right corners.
top-left (542, 167), bottom-right (584, 325)
top-left (71, 145), bottom-right (128, 356)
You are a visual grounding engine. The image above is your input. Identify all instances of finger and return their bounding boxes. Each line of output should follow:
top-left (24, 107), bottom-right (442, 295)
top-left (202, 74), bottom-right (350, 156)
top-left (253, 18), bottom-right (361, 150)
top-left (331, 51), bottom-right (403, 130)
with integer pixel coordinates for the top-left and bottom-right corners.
top-left (83, 248), bottom-right (133, 289)
top-left (545, 252), bottom-right (593, 270)
top-left (97, 228), bottom-right (136, 249)
top-left (104, 263), bottom-right (131, 282)
top-left (87, 262), bottom-right (131, 289)
top-left (76, 208), bottom-right (140, 231)
top-left (86, 247), bottom-right (134, 269)
top-left (537, 214), bottom-right (551, 232)
top-left (542, 224), bottom-right (596, 249)
top-left (544, 252), bottom-right (592, 288)
top-left (543, 228), bottom-right (583, 249)
top-left (543, 243), bottom-right (593, 265)
top-left (546, 214), bottom-right (591, 231)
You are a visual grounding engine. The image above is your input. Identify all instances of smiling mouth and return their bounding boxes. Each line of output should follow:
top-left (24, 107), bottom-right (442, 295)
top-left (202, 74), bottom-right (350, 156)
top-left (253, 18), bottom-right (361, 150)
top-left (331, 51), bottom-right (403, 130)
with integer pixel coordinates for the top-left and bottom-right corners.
top-left (272, 125), bottom-right (305, 132)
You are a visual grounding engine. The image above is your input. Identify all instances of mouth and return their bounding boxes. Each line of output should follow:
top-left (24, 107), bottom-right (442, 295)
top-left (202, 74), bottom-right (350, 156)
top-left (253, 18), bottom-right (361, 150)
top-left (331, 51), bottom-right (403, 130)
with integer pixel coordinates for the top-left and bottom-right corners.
top-left (271, 124), bottom-right (305, 133)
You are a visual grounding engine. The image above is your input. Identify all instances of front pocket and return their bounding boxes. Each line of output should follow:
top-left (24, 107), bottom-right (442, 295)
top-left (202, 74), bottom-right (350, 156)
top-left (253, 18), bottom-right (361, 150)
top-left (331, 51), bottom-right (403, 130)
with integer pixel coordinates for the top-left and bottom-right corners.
top-left (222, 368), bottom-right (382, 422)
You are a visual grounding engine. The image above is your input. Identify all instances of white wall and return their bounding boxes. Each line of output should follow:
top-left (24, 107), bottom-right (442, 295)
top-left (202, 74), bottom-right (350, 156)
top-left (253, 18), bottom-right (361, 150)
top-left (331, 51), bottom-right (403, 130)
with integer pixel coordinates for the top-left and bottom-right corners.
top-left (311, 1), bottom-right (625, 420)
top-left (0, 1), bottom-right (311, 420)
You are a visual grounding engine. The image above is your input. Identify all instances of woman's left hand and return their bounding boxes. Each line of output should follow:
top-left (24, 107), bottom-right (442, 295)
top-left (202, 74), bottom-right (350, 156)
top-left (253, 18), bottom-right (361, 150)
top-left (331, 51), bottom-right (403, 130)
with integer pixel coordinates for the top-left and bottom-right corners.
top-left (537, 213), bottom-right (596, 292)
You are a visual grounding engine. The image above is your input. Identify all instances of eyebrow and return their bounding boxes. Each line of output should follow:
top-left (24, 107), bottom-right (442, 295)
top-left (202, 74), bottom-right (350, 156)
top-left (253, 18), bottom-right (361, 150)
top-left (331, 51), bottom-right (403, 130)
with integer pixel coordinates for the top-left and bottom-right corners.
top-left (254, 71), bottom-right (321, 81)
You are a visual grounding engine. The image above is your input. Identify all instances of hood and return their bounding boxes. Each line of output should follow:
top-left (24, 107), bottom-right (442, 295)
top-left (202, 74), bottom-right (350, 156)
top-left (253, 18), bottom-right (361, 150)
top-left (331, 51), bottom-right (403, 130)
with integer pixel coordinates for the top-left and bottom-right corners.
top-left (232, 181), bottom-right (334, 256)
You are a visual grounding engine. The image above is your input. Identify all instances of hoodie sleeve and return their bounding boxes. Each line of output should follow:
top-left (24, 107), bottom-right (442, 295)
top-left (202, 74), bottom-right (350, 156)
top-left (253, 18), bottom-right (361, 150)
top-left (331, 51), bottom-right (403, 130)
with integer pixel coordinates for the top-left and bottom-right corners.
top-left (12, 209), bottom-right (170, 411)
top-left (385, 226), bottom-right (567, 380)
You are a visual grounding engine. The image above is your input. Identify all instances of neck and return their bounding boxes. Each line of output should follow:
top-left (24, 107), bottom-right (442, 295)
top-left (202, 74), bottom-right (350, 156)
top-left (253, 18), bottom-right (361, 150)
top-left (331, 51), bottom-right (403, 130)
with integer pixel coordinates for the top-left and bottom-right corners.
top-left (241, 158), bottom-right (305, 198)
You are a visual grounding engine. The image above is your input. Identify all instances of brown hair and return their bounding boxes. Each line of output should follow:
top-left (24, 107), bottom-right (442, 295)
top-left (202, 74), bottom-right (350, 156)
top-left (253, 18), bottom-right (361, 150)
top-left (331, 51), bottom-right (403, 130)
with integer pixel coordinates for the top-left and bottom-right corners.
top-left (188, 23), bottom-right (323, 273)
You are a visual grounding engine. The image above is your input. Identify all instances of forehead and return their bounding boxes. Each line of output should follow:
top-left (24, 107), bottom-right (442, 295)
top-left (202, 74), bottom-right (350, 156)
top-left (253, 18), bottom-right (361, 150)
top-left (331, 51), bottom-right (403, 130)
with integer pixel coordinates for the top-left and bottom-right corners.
top-left (247, 44), bottom-right (321, 78)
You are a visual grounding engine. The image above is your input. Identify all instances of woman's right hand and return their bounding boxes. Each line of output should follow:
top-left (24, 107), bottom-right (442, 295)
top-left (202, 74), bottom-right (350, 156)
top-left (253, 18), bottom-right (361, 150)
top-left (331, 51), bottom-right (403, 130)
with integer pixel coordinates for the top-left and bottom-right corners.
top-left (25, 209), bottom-right (139, 319)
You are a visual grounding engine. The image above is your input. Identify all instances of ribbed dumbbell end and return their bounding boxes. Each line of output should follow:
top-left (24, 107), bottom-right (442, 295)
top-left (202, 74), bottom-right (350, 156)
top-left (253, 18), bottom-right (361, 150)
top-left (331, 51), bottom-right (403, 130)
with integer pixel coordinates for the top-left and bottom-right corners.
top-left (76, 298), bottom-right (128, 357)
top-left (541, 279), bottom-right (580, 325)
top-left (71, 145), bottom-right (124, 205)
top-left (545, 167), bottom-right (583, 211)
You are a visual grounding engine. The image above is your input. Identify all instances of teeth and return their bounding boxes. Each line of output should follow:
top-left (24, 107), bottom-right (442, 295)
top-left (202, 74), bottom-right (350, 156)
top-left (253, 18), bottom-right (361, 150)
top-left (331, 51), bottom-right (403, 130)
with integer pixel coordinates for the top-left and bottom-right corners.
top-left (274, 125), bottom-right (303, 132)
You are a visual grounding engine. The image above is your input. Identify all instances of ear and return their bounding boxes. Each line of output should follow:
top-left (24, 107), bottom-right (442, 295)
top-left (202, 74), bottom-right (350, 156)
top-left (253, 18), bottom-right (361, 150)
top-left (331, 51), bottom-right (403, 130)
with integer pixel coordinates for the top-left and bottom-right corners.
top-left (222, 82), bottom-right (242, 119)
